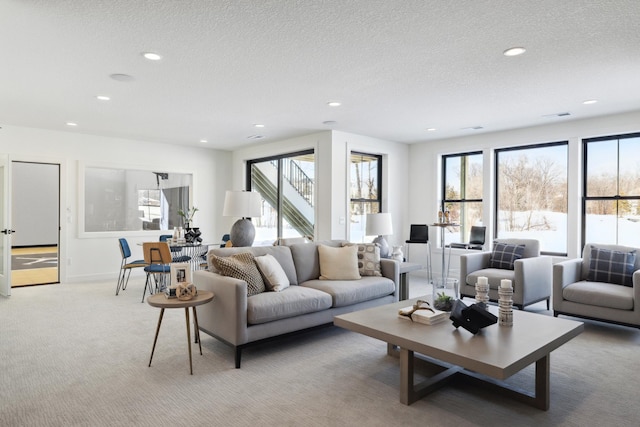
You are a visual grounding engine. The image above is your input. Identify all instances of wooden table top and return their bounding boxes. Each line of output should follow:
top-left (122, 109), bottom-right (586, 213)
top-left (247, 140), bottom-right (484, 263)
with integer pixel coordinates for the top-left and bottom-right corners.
top-left (147, 290), bottom-right (214, 308)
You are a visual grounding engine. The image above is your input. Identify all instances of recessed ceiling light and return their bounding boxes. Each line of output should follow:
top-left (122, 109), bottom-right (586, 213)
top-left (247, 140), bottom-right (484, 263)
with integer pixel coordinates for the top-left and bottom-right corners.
top-left (426, 128), bottom-right (436, 131)
top-left (253, 124), bottom-right (265, 128)
top-left (142, 52), bottom-right (162, 61)
top-left (503, 47), bottom-right (526, 57)
top-left (582, 99), bottom-right (598, 105)
top-left (327, 101), bottom-right (341, 107)
top-left (96, 95), bottom-right (110, 101)
top-left (200, 139), bottom-right (208, 143)
top-left (66, 122), bottom-right (78, 127)
top-left (109, 73), bottom-right (134, 82)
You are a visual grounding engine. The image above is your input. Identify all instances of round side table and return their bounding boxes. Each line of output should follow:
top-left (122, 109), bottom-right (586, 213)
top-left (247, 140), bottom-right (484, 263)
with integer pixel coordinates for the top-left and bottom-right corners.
top-left (147, 290), bottom-right (214, 374)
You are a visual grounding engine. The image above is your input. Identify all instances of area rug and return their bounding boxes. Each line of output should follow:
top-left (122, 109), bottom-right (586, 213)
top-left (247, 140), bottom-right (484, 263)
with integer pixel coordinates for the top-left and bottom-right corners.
top-left (11, 253), bottom-right (58, 270)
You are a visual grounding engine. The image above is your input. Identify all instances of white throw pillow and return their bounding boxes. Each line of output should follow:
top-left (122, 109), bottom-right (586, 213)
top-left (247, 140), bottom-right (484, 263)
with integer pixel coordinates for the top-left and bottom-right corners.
top-left (255, 254), bottom-right (290, 291)
top-left (318, 244), bottom-right (361, 280)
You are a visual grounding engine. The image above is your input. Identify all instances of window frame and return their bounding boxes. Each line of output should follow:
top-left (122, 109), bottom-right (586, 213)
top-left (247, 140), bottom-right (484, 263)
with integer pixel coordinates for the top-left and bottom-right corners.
top-left (494, 140), bottom-right (569, 256)
top-left (349, 152), bottom-right (382, 242)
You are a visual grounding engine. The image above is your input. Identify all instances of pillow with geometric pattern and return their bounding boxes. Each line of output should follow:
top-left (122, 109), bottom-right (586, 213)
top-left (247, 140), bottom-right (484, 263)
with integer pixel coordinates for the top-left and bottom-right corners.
top-left (587, 246), bottom-right (636, 287)
top-left (489, 243), bottom-right (525, 270)
top-left (210, 252), bottom-right (266, 296)
top-left (342, 242), bottom-right (382, 277)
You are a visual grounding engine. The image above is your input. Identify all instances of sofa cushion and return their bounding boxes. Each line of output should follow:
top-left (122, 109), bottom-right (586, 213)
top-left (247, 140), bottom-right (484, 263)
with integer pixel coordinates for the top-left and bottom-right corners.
top-left (343, 242), bottom-right (382, 277)
top-left (208, 245), bottom-right (298, 285)
top-left (247, 286), bottom-right (332, 325)
top-left (489, 242), bottom-right (525, 270)
top-left (563, 281), bottom-right (634, 310)
top-left (587, 246), bottom-right (636, 287)
top-left (301, 277), bottom-right (395, 307)
top-left (466, 268), bottom-right (515, 288)
top-left (290, 240), bottom-right (347, 283)
top-left (318, 244), bottom-right (361, 280)
top-left (209, 252), bottom-right (265, 296)
top-left (255, 254), bottom-right (290, 292)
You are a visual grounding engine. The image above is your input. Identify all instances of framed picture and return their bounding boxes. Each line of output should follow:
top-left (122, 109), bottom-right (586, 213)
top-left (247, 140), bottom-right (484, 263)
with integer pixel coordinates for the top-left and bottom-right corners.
top-left (171, 263), bottom-right (192, 285)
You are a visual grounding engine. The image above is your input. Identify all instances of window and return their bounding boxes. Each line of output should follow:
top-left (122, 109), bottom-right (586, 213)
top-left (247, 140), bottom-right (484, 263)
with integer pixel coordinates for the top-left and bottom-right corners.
top-left (248, 150), bottom-right (315, 245)
top-left (349, 152), bottom-right (382, 242)
top-left (82, 166), bottom-right (192, 233)
top-left (495, 142), bottom-right (568, 255)
top-left (441, 152), bottom-right (483, 246)
top-left (583, 133), bottom-right (640, 246)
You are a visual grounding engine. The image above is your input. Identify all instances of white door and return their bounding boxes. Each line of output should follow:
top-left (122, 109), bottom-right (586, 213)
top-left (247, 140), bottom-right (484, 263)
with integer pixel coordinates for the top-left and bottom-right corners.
top-left (0, 154), bottom-right (11, 296)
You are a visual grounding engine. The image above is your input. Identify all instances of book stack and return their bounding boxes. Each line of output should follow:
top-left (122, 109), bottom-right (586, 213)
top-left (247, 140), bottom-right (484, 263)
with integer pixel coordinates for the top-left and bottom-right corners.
top-left (398, 305), bottom-right (448, 325)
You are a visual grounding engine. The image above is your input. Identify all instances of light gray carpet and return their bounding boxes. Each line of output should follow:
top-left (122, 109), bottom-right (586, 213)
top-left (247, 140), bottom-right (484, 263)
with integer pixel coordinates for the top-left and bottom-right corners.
top-left (1, 275), bottom-right (639, 427)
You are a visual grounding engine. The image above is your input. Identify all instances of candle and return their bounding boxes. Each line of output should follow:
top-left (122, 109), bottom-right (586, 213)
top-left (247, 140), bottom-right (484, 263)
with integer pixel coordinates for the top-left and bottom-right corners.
top-left (477, 276), bottom-right (488, 285)
top-left (501, 279), bottom-right (512, 289)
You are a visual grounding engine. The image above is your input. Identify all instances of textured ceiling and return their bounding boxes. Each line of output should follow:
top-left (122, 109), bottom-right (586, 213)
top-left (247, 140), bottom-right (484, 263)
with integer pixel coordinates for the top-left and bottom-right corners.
top-left (1, 0), bottom-right (640, 150)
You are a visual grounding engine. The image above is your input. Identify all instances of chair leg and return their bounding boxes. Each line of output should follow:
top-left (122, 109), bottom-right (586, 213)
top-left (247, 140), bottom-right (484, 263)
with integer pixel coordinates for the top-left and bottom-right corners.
top-left (142, 273), bottom-right (151, 303)
top-left (116, 267), bottom-right (127, 296)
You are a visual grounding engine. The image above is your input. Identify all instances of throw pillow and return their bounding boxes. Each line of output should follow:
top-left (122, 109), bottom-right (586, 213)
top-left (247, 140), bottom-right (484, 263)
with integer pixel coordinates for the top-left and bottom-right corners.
top-left (210, 252), bottom-right (266, 296)
top-left (255, 254), bottom-right (290, 292)
top-left (587, 246), bottom-right (636, 287)
top-left (318, 244), bottom-right (361, 280)
top-left (342, 242), bottom-right (382, 277)
top-left (489, 242), bottom-right (525, 270)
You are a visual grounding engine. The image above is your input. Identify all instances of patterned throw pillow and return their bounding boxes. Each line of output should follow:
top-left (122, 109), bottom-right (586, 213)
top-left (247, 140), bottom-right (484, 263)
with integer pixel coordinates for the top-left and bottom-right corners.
top-left (587, 247), bottom-right (636, 287)
top-left (489, 243), bottom-right (525, 270)
top-left (342, 243), bottom-right (382, 277)
top-left (210, 252), bottom-right (266, 296)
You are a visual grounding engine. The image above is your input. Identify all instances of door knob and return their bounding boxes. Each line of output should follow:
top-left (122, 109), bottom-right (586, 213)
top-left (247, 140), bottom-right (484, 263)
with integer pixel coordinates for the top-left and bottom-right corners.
top-left (1, 229), bottom-right (15, 234)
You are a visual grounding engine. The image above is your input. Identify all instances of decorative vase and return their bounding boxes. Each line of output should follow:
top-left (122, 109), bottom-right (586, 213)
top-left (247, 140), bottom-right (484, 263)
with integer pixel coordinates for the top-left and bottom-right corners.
top-left (391, 245), bottom-right (404, 262)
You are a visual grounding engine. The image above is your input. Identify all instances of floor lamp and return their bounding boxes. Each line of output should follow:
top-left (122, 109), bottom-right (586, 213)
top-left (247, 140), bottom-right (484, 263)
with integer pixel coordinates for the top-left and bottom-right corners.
top-left (366, 213), bottom-right (393, 258)
top-left (223, 190), bottom-right (262, 247)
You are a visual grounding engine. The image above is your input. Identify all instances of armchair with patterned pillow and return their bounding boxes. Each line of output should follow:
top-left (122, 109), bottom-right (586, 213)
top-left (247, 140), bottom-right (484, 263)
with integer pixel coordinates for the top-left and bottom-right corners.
top-left (459, 238), bottom-right (552, 309)
top-left (553, 243), bottom-right (640, 328)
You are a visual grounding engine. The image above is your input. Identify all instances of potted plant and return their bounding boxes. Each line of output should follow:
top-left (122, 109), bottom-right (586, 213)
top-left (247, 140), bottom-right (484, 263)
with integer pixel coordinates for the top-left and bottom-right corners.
top-left (434, 291), bottom-right (454, 312)
top-left (178, 206), bottom-right (198, 228)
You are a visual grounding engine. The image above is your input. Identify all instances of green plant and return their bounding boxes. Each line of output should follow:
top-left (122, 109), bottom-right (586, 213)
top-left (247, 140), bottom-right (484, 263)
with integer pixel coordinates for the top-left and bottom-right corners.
top-left (178, 206), bottom-right (198, 224)
top-left (435, 292), bottom-right (453, 303)
top-left (434, 292), bottom-right (454, 311)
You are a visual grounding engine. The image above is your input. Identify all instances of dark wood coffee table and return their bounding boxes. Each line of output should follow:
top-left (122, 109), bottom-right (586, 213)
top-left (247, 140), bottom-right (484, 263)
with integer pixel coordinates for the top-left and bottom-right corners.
top-left (334, 297), bottom-right (583, 409)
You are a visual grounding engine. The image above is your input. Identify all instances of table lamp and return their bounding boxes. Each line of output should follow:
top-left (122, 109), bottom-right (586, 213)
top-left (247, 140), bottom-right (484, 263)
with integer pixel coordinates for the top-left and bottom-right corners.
top-left (223, 190), bottom-right (262, 247)
top-left (366, 212), bottom-right (393, 258)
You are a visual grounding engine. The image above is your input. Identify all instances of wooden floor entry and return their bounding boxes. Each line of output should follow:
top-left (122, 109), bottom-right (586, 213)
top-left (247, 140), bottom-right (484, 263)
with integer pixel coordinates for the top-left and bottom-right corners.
top-left (11, 246), bottom-right (59, 287)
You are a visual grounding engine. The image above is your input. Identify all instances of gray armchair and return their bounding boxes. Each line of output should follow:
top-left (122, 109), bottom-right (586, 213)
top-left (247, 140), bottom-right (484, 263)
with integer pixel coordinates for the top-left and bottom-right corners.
top-left (459, 238), bottom-right (551, 309)
top-left (553, 243), bottom-right (640, 328)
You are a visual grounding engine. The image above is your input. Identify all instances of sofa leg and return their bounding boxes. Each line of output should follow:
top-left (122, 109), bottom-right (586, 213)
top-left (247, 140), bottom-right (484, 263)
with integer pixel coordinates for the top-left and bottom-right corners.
top-left (553, 311), bottom-right (558, 317)
top-left (546, 298), bottom-right (550, 310)
top-left (235, 347), bottom-right (242, 369)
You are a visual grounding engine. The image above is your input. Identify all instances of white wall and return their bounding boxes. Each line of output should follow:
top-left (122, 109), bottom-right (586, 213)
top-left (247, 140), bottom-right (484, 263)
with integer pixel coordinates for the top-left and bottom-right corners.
top-left (408, 109), bottom-right (640, 276)
top-left (231, 130), bottom-right (410, 246)
top-left (0, 125), bottom-right (232, 282)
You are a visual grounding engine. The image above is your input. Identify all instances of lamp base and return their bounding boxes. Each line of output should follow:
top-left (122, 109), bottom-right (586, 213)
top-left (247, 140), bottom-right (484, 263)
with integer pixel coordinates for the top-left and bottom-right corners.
top-left (373, 235), bottom-right (390, 258)
top-left (230, 218), bottom-right (256, 247)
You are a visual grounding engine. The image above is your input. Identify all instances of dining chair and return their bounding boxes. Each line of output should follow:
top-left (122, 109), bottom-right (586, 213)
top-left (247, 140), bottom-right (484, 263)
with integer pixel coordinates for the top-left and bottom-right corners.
top-left (142, 242), bottom-right (172, 303)
top-left (159, 234), bottom-right (192, 263)
top-left (116, 238), bottom-right (147, 296)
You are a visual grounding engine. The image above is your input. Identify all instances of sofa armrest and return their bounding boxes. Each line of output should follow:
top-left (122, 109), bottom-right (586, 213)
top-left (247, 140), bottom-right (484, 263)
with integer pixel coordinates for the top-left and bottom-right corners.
top-left (380, 258), bottom-right (400, 300)
top-left (459, 251), bottom-right (491, 285)
top-left (633, 270), bottom-right (640, 312)
top-left (552, 258), bottom-right (583, 308)
top-left (193, 270), bottom-right (249, 346)
top-left (515, 256), bottom-right (552, 302)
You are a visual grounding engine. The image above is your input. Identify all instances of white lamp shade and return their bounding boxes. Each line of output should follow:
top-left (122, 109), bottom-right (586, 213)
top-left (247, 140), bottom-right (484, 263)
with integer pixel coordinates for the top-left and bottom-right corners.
top-left (223, 190), bottom-right (262, 218)
top-left (366, 213), bottom-right (393, 236)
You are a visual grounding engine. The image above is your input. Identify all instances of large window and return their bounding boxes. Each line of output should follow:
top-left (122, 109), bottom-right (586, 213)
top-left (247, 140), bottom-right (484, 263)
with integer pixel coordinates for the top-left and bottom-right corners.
top-left (82, 166), bottom-right (192, 233)
top-left (442, 152), bottom-right (483, 246)
top-left (583, 133), bottom-right (640, 246)
top-left (349, 152), bottom-right (382, 242)
top-left (495, 142), bottom-right (568, 255)
top-left (248, 150), bottom-right (315, 245)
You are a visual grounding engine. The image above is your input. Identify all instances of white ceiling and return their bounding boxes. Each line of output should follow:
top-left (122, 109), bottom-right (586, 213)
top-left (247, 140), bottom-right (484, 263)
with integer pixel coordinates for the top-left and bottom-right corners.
top-left (1, 0), bottom-right (640, 151)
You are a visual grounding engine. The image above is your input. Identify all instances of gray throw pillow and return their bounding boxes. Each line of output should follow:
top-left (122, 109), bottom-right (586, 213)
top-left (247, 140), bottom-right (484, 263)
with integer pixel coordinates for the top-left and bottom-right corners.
top-left (489, 243), bottom-right (525, 270)
top-left (587, 246), bottom-right (636, 287)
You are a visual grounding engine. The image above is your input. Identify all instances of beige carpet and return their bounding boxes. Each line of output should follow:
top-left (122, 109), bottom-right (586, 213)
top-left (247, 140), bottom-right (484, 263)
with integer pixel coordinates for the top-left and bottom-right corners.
top-left (1, 276), bottom-right (639, 427)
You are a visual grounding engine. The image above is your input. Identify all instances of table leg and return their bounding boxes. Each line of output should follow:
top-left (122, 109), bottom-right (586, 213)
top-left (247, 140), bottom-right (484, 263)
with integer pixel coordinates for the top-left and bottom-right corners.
top-left (149, 308), bottom-right (165, 367)
top-left (193, 307), bottom-right (203, 355)
top-left (185, 307), bottom-right (193, 375)
top-left (535, 354), bottom-right (550, 410)
top-left (399, 348), bottom-right (414, 405)
top-left (399, 273), bottom-right (408, 300)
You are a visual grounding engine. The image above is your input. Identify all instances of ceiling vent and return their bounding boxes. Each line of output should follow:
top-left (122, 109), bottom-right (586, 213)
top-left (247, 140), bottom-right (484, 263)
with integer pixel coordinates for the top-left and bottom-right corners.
top-left (542, 112), bottom-right (571, 118)
top-left (247, 135), bottom-right (265, 140)
top-left (461, 126), bottom-right (484, 130)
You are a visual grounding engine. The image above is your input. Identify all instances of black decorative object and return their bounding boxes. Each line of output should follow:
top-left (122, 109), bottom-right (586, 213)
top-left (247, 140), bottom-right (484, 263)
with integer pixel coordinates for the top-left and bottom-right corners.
top-left (184, 227), bottom-right (202, 244)
top-left (449, 299), bottom-right (497, 334)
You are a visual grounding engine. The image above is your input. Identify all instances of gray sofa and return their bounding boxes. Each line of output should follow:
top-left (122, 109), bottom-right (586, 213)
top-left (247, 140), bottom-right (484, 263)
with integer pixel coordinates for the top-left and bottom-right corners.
top-left (553, 243), bottom-right (640, 328)
top-left (193, 240), bottom-right (399, 368)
